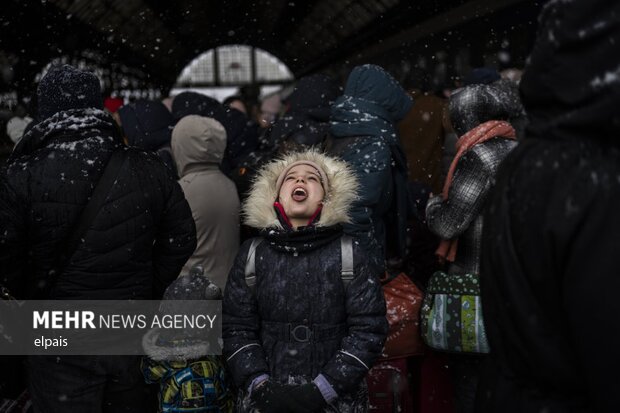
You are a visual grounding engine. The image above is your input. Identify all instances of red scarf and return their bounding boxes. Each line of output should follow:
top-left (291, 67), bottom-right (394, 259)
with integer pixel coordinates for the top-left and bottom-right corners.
top-left (436, 120), bottom-right (516, 262)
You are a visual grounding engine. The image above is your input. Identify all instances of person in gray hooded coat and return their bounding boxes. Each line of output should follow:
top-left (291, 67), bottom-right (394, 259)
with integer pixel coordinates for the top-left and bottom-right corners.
top-left (172, 115), bottom-right (240, 290)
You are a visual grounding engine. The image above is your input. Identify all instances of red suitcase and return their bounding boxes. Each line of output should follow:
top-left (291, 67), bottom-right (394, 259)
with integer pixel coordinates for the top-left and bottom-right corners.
top-left (367, 358), bottom-right (414, 413)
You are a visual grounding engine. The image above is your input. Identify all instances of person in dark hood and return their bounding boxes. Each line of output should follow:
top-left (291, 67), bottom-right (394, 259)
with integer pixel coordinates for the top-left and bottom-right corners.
top-left (328, 64), bottom-right (413, 270)
top-left (171, 91), bottom-right (259, 177)
top-left (0, 64), bottom-right (196, 412)
top-left (477, 1), bottom-right (620, 411)
top-left (219, 107), bottom-right (259, 177)
top-left (172, 91), bottom-right (226, 123)
top-left (117, 99), bottom-right (177, 177)
top-left (223, 95), bottom-right (248, 114)
top-left (223, 150), bottom-right (387, 412)
top-left (269, 74), bottom-right (341, 154)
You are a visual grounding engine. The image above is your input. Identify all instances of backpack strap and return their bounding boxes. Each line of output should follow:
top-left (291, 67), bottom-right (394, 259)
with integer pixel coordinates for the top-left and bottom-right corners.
top-left (340, 235), bottom-right (354, 287)
top-left (243, 236), bottom-right (354, 293)
top-left (45, 148), bottom-right (127, 298)
top-left (244, 237), bottom-right (264, 293)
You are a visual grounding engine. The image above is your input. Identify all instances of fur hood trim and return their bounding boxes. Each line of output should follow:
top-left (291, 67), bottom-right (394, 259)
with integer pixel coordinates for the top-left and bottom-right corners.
top-left (142, 329), bottom-right (212, 362)
top-left (243, 150), bottom-right (359, 229)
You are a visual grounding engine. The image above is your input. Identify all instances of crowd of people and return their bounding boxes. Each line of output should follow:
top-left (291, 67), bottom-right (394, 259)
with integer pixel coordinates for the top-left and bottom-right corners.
top-left (0, 0), bottom-right (618, 412)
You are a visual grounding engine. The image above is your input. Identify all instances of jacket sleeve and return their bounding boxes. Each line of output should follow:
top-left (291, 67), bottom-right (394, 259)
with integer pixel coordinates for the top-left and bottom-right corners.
top-left (319, 243), bottom-right (388, 396)
top-left (222, 240), bottom-right (270, 389)
top-left (341, 139), bottom-right (392, 256)
top-left (426, 150), bottom-right (491, 240)
top-left (152, 164), bottom-right (197, 297)
top-left (0, 172), bottom-right (27, 297)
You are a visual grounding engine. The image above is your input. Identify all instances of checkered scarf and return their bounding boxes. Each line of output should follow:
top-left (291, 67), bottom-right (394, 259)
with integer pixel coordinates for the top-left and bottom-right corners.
top-left (436, 120), bottom-right (516, 262)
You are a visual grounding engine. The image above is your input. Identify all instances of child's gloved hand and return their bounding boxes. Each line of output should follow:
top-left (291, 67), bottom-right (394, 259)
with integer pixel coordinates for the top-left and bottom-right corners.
top-left (251, 381), bottom-right (295, 413)
top-left (286, 383), bottom-right (327, 413)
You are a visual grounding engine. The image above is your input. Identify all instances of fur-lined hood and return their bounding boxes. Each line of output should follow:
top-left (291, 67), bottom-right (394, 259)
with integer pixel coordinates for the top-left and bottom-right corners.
top-left (243, 150), bottom-right (358, 229)
top-left (142, 328), bottom-right (216, 362)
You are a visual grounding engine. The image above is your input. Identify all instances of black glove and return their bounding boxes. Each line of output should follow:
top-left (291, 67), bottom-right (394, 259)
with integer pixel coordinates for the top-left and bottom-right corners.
top-left (251, 381), bottom-right (295, 413)
top-left (287, 383), bottom-right (328, 413)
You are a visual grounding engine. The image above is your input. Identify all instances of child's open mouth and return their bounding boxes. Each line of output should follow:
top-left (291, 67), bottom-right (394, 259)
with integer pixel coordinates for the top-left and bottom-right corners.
top-left (292, 187), bottom-right (307, 202)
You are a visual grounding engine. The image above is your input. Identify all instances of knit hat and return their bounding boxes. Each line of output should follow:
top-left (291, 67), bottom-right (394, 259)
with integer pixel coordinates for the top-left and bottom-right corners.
top-left (37, 64), bottom-right (103, 121)
top-left (275, 159), bottom-right (329, 196)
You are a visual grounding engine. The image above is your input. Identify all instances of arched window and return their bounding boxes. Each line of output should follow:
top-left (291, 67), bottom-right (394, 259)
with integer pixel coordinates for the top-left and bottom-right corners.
top-left (175, 45), bottom-right (294, 87)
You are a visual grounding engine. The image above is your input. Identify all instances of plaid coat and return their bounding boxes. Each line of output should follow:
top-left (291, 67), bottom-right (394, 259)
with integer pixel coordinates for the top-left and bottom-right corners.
top-left (426, 137), bottom-right (516, 274)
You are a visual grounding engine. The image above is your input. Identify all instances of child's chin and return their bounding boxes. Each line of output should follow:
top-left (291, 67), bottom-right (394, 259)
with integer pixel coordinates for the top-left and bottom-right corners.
top-left (289, 210), bottom-right (311, 219)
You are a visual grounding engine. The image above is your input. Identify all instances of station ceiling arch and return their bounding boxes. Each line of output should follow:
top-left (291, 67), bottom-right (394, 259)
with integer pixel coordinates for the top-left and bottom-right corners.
top-left (0, 0), bottom-right (541, 93)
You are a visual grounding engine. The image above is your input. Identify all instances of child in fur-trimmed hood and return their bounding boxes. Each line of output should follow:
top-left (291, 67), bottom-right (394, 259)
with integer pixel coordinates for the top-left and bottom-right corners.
top-left (223, 150), bottom-right (388, 413)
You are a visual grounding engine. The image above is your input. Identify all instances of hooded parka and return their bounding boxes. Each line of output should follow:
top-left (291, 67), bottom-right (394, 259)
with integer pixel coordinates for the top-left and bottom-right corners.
top-left (329, 64), bottom-right (413, 265)
top-left (172, 115), bottom-right (241, 289)
top-left (223, 150), bottom-right (388, 412)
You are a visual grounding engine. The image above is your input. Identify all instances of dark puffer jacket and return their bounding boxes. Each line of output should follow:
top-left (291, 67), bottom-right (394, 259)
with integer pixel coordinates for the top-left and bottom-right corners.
top-left (0, 108), bottom-right (196, 299)
top-left (477, 1), bottom-right (620, 411)
top-left (223, 150), bottom-right (387, 410)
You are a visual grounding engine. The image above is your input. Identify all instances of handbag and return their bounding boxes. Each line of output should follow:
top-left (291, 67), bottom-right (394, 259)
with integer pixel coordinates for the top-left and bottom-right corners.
top-left (420, 271), bottom-right (489, 354)
top-left (380, 272), bottom-right (425, 359)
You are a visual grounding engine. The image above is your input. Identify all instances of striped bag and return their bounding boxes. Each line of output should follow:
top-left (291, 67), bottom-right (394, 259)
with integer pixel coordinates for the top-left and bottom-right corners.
top-left (420, 271), bottom-right (489, 354)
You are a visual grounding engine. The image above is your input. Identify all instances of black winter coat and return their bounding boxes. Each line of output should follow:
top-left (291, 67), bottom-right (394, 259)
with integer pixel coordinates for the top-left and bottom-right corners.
top-left (479, 139), bottom-right (620, 412)
top-left (223, 228), bottom-right (387, 396)
top-left (477, 1), bottom-right (620, 411)
top-left (0, 109), bottom-right (196, 300)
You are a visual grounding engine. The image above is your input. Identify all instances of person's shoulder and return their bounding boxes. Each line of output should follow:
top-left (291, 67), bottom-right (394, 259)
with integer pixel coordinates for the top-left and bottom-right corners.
top-left (124, 145), bottom-right (161, 162)
top-left (468, 137), bottom-right (517, 167)
top-left (4, 153), bottom-right (35, 186)
top-left (124, 146), bottom-right (174, 176)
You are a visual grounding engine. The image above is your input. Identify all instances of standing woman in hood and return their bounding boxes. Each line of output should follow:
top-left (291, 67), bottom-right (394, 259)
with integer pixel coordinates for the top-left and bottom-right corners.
top-left (329, 64), bottom-right (413, 270)
top-left (223, 150), bottom-right (388, 412)
top-left (172, 115), bottom-right (240, 290)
